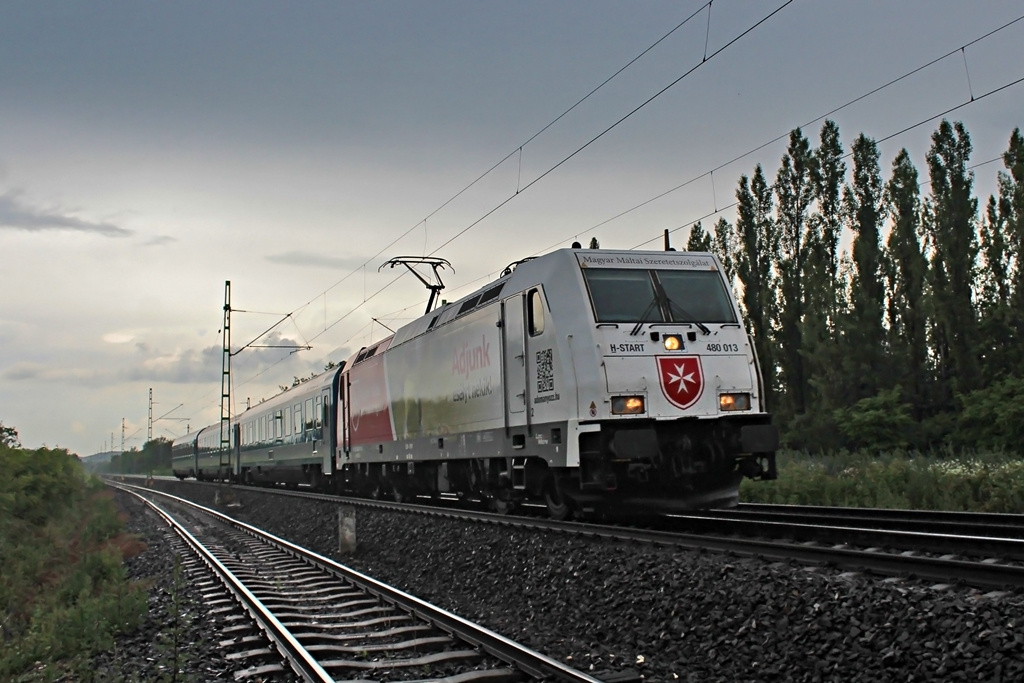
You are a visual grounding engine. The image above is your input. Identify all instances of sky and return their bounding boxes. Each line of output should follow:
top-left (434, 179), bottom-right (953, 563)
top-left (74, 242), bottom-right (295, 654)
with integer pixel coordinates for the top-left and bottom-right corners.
top-left (1, 1), bottom-right (1022, 456)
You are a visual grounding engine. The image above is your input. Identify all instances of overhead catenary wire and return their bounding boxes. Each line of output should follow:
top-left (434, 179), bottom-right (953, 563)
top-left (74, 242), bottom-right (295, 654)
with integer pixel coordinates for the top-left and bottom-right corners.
top-left (259, 0), bottom-right (719, 346)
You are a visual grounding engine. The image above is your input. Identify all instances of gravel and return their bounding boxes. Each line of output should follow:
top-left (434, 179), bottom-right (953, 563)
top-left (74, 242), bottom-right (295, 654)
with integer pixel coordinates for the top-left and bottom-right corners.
top-left (110, 481), bottom-right (1024, 682)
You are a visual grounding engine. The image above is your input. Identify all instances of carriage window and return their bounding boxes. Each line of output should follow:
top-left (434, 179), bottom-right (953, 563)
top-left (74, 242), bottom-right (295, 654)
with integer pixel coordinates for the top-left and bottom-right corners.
top-left (528, 289), bottom-right (545, 336)
top-left (304, 398), bottom-right (314, 431)
top-left (314, 396), bottom-right (323, 428)
top-left (284, 407), bottom-right (291, 436)
top-left (274, 410), bottom-right (283, 439)
top-left (294, 403), bottom-right (303, 434)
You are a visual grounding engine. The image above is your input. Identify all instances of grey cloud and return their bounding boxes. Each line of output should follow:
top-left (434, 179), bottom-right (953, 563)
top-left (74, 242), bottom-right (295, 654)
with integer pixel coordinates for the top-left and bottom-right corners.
top-left (0, 191), bottom-right (132, 236)
top-left (142, 235), bottom-right (176, 246)
top-left (266, 251), bottom-right (370, 271)
top-left (3, 362), bottom-right (44, 381)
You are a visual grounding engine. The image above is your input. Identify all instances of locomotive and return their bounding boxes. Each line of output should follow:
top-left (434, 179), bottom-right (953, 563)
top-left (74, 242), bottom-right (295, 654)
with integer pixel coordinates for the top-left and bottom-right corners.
top-left (173, 247), bottom-right (778, 517)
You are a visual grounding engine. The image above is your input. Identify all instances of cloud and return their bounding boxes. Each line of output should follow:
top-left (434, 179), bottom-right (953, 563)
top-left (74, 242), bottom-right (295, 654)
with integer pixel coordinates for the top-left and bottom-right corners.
top-left (142, 235), bottom-right (176, 246)
top-left (0, 191), bottom-right (131, 236)
top-left (266, 250), bottom-right (371, 271)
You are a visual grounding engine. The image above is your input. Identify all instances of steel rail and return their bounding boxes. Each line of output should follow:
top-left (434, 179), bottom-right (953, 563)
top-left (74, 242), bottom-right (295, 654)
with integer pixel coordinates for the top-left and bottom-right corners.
top-left (129, 477), bottom-right (1024, 590)
top-left (118, 483), bottom-right (605, 683)
top-left (116, 484), bottom-right (335, 682)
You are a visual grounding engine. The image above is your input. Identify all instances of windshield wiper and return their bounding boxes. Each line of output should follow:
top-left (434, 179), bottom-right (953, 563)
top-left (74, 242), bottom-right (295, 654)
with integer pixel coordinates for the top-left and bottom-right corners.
top-left (630, 296), bottom-right (660, 336)
top-left (653, 280), bottom-right (711, 335)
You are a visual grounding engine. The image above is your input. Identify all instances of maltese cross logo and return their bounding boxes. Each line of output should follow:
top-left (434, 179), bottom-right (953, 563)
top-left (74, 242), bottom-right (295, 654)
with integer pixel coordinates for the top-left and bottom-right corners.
top-left (657, 356), bottom-right (704, 409)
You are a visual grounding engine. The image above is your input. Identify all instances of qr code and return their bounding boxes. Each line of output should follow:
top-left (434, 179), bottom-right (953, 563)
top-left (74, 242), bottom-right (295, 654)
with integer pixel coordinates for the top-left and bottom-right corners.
top-left (536, 348), bottom-right (554, 393)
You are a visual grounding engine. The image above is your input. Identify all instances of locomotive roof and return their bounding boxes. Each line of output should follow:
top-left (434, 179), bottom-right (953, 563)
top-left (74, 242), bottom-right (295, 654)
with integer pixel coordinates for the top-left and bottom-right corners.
top-left (387, 247), bottom-right (723, 349)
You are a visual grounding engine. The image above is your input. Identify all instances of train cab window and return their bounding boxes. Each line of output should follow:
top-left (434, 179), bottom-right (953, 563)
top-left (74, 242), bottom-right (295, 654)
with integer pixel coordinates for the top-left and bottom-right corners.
top-left (582, 269), bottom-right (660, 323)
top-left (293, 403), bottom-right (303, 434)
top-left (656, 270), bottom-right (737, 323)
top-left (528, 289), bottom-right (545, 336)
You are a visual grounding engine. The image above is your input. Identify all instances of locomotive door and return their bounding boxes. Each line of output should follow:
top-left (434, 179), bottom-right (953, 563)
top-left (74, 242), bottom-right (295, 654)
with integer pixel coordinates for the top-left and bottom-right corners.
top-left (502, 294), bottom-right (528, 427)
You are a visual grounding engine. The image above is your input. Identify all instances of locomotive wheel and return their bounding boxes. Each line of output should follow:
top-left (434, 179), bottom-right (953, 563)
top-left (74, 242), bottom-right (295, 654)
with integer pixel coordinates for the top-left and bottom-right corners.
top-left (544, 479), bottom-right (572, 521)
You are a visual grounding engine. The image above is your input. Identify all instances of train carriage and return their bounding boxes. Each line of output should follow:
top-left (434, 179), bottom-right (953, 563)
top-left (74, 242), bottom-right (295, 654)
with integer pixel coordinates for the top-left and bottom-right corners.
top-left (235, 367), bottom-right (342, 487)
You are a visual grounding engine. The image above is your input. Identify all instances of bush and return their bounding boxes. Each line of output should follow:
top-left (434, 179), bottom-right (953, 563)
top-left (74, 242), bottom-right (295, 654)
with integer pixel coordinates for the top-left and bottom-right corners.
top-left (0, 444), bottom-right (149, 680)
top-left (741, 447), bottom-right (1024, 512)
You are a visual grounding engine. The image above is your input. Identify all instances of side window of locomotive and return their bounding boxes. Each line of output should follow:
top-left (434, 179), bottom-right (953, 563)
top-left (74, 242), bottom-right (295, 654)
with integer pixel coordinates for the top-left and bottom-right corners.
top-left (656, 270), bottom-right (737, 323)
top-left (582, 269), bottom-right (660, 323)
top-left (528, 289), bottom-right (545, 336)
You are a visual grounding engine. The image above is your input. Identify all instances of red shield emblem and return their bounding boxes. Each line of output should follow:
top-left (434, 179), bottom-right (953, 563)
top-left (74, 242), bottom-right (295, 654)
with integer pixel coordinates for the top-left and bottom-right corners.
top-left (657, 356), bottom-right (704, 409)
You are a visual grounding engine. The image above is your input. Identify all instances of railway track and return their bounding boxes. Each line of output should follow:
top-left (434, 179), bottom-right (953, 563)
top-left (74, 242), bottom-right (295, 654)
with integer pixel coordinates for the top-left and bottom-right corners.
top-left (113, 482), bottom-right (606, 683)
top-left (130, 477), bottom-right (1024, 591)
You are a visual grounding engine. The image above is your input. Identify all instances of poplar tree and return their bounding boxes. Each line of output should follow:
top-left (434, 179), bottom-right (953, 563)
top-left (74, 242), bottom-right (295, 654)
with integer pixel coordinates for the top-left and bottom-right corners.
top-left (924, 120), bottom-right (979, 409)
top-left (977, 193), bottom-right (1013, 385)
top-left (843, 134), bottom-right (886, 401)
top-left (711, 216), bottom-right (736, 285)
top-left (774, 129), bottom-right (815, 421)
top-left (882, 149), bottom-right (928, 419)
top-left (810, 120), bottom-right (846, 323)
top-left (1001, 128), bottom-right (1024, 376)
top-left (686, 221), bottom-right (712, 251)
top-left (801, 121), bottom-right (847, 445)
top-left (733, 165), bottom-right (779, 411)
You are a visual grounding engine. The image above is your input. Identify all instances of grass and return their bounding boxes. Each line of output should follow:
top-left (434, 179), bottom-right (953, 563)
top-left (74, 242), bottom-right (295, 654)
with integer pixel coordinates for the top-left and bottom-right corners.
top-left (741, 448), bottom-right (1024, 512)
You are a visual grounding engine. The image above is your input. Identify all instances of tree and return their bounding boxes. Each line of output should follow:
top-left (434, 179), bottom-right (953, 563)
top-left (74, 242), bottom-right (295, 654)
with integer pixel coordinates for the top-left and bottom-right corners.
top-left (843, 133), bottom-right (886, 401)
top-left (733, 165), bottom-right (779, 411)
top-left (711, 216), bottom-right (736, 284)
top-left (686, 221), bottom-right (711, 251)
top-left (976, 192), bottom-right (1014, 385)
top-left (882, 149), bottom-right (929, 422)
top-left (774, 129), bottom-right (815, 420)
top-left (924, 120), bottom-right (980, 410)
top-left (808, 119), bottom-right (846, 326)
top-left (800, 121), bottom-right (847, 445)
top-left (999, 128), bottom-right (1024, 376)
top-left (1, 422), bottom-right (20, 448)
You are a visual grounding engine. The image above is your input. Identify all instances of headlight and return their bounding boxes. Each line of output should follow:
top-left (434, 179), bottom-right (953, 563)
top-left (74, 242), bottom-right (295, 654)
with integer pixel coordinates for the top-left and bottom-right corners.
top-left (611, 396), bottom-right (646, 415)
top-left (719, 393), bottom-right (751, 411)
top-left (663, 334), bottom-right (683, 351)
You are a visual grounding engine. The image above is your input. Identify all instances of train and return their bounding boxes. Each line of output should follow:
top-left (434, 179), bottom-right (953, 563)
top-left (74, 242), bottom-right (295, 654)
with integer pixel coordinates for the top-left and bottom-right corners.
top-left (172, 246), bottom-right (778, 518)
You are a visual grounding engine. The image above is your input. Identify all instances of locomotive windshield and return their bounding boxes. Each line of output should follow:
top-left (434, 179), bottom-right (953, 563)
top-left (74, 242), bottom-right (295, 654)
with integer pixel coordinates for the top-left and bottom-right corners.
top-left (582, 268), bottom-right (736, 324)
